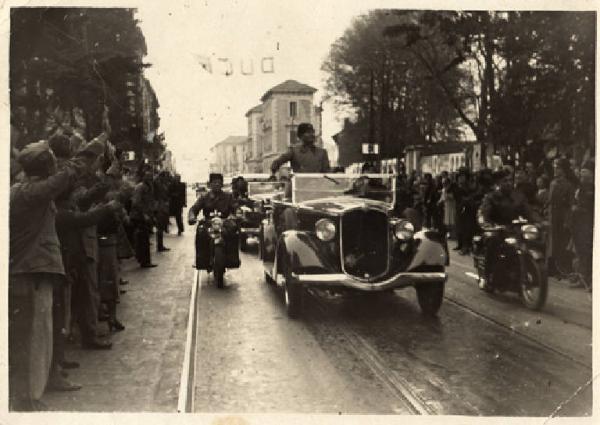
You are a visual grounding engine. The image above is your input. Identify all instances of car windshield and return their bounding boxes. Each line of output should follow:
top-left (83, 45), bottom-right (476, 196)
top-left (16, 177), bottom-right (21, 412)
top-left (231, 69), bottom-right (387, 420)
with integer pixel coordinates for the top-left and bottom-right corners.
top-left (248, 181), bottom-right (286, 197)
top-left (292, 174), bottom-right (395, 207)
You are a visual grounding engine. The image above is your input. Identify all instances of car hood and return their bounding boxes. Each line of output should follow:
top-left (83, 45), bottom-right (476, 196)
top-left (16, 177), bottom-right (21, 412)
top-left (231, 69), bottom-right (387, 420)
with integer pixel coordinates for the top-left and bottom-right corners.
top-left (298, 196), bottom-right (390, 215)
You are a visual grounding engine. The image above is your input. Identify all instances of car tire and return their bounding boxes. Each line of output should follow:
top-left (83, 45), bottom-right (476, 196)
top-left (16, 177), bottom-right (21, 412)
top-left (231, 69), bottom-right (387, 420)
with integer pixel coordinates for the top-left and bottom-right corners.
top-left (416, 282), bottom-right (444, 317)
top-left (280, 254), bottom-right (303, 318)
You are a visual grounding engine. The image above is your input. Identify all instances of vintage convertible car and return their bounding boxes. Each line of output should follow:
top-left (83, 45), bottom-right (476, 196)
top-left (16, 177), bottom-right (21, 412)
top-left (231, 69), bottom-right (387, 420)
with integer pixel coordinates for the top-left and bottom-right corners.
top-left (233, 174), bottom-right (286, 250)
top-left (259, 173), bottom-right (448, 318)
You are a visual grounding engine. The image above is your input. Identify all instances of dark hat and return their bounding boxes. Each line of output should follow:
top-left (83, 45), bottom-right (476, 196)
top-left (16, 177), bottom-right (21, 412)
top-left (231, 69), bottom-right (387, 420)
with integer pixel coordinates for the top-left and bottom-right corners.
top-left (297, 122), bottom-right (314, 137)
top-left (17, 140), bottom-right (56, 176)
top-left (49, 134), bottom-right (72, 159)
top-left (17, 140), bottom-right (51, 167)
top-left (209, 173), bottom-right (224, 183)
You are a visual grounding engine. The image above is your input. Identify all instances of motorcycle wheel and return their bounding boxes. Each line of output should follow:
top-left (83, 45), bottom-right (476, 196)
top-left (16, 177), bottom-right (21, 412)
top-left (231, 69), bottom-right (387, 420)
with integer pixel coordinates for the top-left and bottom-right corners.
top-left (213, 244), bottom-right (226, 289)
top-left (520, 257), bottom-right (548, 310)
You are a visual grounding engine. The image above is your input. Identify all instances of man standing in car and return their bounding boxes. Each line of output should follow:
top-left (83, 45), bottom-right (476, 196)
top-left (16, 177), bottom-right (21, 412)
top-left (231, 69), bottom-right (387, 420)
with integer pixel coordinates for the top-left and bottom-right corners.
top-left (270, 123), bottom-right (329, 175)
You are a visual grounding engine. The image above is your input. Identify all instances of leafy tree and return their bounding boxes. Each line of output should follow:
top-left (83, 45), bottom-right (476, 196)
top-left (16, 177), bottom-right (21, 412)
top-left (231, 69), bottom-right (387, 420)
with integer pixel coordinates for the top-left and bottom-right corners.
top-left (322, 11), bottom-right (467, 158)
top-left (10, 8), bottom-right (154, 153)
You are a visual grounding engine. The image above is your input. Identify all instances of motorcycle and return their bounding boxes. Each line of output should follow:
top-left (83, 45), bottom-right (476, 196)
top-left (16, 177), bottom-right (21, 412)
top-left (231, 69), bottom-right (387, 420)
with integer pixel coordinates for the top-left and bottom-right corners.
top-left (192, 210), bottom-right (240, 288)
top-left (472, 217), bottom-right (548, 310)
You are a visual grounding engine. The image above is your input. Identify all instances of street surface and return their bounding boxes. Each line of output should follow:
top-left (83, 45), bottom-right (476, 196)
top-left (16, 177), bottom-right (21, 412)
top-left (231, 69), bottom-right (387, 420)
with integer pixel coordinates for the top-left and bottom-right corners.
top-left (193, 239), bottom-right (592, 416)
top-left (40, 190), bottom-right (593, 416)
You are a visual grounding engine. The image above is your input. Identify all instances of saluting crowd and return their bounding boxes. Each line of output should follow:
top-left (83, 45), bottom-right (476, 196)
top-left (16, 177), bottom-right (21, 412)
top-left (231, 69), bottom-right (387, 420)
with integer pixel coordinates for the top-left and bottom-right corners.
top-left (9, 124), bottom-right (187, 411)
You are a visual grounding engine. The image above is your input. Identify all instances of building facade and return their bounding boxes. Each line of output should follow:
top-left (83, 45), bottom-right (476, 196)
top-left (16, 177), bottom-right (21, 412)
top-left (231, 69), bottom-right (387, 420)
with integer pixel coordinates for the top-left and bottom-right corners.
top-left (404, 142), bottom-right (500, 175)
top-left (245, 104), bottom-right (263, 173)
top-left (211, 136), bottom-right (248, 176)
top-left (241, 80), bottom-right (323, 173)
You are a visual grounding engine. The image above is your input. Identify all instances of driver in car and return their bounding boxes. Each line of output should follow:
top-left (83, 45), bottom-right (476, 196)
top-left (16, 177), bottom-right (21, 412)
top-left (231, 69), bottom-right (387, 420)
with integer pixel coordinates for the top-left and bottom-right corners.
top-left (188, 173), bottom-right (239, 269)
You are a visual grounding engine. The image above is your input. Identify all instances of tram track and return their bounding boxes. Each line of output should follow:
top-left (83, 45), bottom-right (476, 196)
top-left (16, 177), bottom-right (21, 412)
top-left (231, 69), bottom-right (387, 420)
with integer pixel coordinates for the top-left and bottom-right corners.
top-left (180, 251), bottom-right (590, 414)
top-left (443, 295), bottom-right (592, 370)
top-left (177, 269), bottom-right (201, 413)
top-left (308, 291), bottom-right (437, 415)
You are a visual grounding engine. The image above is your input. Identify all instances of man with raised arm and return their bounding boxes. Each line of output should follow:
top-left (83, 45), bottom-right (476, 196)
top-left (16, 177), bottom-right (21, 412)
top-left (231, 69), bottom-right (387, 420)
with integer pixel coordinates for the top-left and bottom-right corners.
top-left (270, 123), bottom-right (330, 175)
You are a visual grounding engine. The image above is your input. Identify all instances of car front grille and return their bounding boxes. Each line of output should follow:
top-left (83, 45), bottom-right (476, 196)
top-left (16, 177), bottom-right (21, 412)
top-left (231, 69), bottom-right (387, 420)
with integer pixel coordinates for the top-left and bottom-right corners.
top-left (341, 209), bottom-right (389, 280)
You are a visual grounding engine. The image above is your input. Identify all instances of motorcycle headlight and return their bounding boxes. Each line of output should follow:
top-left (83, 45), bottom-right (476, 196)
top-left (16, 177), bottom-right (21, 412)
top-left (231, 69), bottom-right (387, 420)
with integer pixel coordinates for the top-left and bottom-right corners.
top-left (522, 224), bottom-right (539, 240)
top-left (315, 218), bottom-right (336, 242)
top-left (394, 220), bottom-right (414, 241)
top-left (211, 217), bottom-right (223, 231)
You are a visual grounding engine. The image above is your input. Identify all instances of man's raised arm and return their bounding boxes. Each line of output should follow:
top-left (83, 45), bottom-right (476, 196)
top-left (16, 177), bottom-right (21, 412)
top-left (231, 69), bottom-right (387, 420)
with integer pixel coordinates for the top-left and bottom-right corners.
top-left (270, 148), bottom-right (294, 175)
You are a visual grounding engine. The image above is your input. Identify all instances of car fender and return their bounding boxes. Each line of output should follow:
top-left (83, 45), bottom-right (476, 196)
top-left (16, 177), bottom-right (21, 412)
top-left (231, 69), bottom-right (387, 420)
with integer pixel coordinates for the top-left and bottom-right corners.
top-left (275, 230), bottom-right (339, 276)
top-left (406, 230), bottom-right (448, 271)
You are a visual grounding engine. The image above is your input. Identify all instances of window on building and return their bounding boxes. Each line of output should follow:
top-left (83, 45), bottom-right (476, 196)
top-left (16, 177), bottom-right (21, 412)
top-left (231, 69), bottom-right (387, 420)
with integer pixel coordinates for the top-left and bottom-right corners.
top-left (289, 101), bottom-right (297, 118)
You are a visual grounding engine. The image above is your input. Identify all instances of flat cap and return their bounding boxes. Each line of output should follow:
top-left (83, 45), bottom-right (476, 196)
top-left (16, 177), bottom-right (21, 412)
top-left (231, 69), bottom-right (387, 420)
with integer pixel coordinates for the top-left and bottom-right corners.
top-left (17, 140), bottom-right (51, 167)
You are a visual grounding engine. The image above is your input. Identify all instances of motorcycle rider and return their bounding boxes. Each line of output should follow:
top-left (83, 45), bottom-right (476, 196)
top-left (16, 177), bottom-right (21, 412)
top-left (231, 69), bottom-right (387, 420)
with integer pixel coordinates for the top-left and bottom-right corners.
top-left (477, 168), bottom-right (539, 290)
top-left (188, 173), bottom-right (239, 270)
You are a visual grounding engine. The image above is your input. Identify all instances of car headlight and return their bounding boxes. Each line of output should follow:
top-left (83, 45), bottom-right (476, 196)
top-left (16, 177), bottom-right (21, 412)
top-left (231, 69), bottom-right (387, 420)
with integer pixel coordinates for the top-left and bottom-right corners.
top-left (315, 218), bottom-right (336, 242)
top-left (394, 220), bottom-right (414, 241)
top-left (522, 224), bottom-right (539, 240)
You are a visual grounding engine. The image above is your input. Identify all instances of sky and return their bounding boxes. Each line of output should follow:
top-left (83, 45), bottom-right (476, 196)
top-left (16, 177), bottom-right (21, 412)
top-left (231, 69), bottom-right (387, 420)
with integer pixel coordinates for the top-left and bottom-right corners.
top-left (137, 0), bottom-right (371, 183)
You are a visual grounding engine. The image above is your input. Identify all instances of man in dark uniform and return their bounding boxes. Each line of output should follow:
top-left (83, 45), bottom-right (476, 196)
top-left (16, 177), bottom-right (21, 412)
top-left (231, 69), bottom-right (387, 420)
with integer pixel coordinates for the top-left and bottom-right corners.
top-left (131, 170), bottom-right (157, 268)
top-left (477, 169), bottom-right (537, 290)
top-left (153, 171), bottom-right (171, 251)
top-left (188, 173), bottom-right (239, 270)
top-left (169, 174), bottom-right (187, 235)
top-left (270, 123), bottom-right (330, 175)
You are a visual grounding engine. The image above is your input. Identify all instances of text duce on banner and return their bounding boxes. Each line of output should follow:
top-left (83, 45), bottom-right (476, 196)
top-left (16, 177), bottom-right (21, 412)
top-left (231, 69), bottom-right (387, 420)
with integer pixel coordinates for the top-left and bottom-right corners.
top-left (195, 55), bottom-right (275, 76)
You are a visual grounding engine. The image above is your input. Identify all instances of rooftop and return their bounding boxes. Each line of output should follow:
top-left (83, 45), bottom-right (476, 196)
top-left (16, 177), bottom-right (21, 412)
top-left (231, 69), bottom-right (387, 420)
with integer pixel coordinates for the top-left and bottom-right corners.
top-left (260, 79), bottom-right (317, 102)
top-left (245, 104), bottom-right (262, 117)
top-left (213, 135), bottom-right (248, 148)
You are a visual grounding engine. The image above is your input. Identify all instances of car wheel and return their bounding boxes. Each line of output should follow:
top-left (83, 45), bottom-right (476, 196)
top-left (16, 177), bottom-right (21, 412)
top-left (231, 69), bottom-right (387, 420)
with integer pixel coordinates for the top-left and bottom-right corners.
top-left (280, 254), bottom-right (303, 318)
top-left (416, 282), bottom-right (444, 317)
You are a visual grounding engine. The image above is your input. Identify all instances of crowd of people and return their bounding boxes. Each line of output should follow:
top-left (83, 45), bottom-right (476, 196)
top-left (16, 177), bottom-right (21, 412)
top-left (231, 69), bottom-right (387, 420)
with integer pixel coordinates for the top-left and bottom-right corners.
top-left (390, 156), bottom-right (595, 291)
top-left (9, 125), bottom-right (187, 411)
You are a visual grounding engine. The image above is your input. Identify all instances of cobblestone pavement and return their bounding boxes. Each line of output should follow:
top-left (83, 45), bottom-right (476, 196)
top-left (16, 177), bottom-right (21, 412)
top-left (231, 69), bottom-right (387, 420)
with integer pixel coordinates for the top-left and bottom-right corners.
top-left (42, 227), bottom-right (195, 412)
